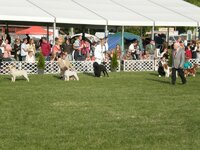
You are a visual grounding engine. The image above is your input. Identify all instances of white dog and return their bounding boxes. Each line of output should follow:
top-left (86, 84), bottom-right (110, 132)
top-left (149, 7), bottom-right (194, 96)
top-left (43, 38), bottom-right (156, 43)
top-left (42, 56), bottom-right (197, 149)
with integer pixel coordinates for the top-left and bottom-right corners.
top-left (64, 70), bottom-right (79, 81)
top-left (8, 66), bottom-right (29, 82)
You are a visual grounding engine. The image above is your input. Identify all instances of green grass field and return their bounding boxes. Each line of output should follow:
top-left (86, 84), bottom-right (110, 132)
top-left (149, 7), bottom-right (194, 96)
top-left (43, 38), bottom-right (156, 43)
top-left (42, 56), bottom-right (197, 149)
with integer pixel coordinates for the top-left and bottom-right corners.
top-left (0, 71), bottom-right (200, 150)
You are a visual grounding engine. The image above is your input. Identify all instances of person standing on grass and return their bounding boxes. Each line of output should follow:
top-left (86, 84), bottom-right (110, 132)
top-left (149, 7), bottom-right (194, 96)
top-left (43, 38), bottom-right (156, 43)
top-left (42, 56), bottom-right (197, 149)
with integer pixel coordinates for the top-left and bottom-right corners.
top-left (94, 39), bottom-right (106, 64)
top-left (171, 42), bottom-right (186, 85)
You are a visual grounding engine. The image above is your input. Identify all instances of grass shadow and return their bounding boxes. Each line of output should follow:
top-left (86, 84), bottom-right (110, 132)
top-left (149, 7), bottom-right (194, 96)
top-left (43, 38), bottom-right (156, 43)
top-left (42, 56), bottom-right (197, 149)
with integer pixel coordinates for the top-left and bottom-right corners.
top-left (149, 72), bottom-right (159, 77)
top-left (53, 75), bottom-right (62, 80)
top-left (83, 72), bottom-right (95, 77)
top-left (146, 78), bottom-right (171, 85)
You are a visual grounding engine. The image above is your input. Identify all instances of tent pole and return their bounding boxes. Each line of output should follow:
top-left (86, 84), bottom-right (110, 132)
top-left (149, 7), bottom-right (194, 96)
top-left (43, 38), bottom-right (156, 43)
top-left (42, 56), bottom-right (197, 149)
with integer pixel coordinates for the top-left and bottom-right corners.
top-left (105, 24), bottom-right (108, 37)
top-left (122, 26), bottom-right (124, 53)
top-left (196, 25), bottom-right (199, 40)
top-left (151, 25), bottom-right (155, 40)
top-left (198, 23), bottom-right (200, 40)
top-left (47, 24), bottom-right (49, 42)
top-left (167, 27), bottom-right (170, 47)
top-left (53, 18), bottom-right (56, 45)
top-left (5, 22), bottom-right (8, 34)
top-left (140, 27), bottom-right (143, 37)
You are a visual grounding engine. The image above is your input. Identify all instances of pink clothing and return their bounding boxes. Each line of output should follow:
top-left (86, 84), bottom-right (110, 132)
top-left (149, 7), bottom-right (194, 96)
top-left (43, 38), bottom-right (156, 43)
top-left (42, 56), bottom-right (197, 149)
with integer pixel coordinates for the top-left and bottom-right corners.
top-left (41, 42), bottom-right (51, 56)
top-left (3, 44), bottom-right (12, 58)
top-left (52, 45), bottom-right (61, 54)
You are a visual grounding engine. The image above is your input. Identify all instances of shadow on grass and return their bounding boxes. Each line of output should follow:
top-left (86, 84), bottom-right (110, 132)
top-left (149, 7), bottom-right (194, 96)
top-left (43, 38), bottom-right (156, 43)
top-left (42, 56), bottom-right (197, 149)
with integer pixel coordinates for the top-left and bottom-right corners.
top-left (149, 72), bottom-right (159, 77)
top-left (53, 75), bottom-right (62, 80)
top-left (146, 78), bottom-right (171, 85)
top-left (83, 72), bottom-right (95, 77)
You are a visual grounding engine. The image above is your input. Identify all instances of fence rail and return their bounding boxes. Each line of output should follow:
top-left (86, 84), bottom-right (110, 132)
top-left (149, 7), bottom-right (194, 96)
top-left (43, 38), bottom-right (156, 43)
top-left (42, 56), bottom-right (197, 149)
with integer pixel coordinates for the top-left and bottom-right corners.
top-left (0, 60), bottom-right (121, 75)
top-left (0, 59), bottom-right (199, 75)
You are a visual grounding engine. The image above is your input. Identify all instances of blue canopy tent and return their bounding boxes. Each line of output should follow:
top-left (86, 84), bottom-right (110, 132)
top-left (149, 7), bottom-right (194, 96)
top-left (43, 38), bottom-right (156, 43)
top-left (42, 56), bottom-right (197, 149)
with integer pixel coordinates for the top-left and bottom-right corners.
top-left (108, 32), bottom-right (144, 52)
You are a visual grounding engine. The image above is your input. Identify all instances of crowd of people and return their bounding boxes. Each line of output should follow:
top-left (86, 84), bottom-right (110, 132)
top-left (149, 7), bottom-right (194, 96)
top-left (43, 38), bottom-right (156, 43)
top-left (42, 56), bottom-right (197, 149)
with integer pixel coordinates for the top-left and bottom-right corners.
top-left (0, 33), bottom-right (200, 66)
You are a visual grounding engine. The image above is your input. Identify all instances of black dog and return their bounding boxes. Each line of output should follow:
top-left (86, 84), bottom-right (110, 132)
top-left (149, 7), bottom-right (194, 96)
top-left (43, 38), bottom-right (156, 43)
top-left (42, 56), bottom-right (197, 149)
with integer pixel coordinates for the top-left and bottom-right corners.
top-left (158, 61), bottom-right (165, 77)
top-left (93, 62), bottom-right (109, 77)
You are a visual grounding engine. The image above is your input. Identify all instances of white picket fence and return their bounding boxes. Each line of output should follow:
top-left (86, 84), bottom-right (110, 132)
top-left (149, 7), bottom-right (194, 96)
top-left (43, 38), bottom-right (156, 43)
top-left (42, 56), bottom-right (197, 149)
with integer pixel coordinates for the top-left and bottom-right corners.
top-left (123, 60), bottom-right (155, 72)
top-left (0, 59), bottom-right (199, 75)
top-left (0, 60), bottom-right (121, 75)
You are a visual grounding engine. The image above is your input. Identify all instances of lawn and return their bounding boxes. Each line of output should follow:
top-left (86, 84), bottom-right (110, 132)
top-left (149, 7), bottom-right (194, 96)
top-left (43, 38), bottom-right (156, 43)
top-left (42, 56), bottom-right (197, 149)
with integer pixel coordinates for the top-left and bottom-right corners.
top-left (0, 71), bottom-right (200, 150)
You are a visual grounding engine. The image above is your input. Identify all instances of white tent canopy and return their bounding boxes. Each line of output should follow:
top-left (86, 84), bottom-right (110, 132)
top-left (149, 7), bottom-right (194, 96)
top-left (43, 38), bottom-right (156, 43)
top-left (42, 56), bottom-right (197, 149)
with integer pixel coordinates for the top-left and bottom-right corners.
top-left (30, 0), bottom-right (107, 25)
top-left (73, 0), bottom-right (153, 26)
top-left (112, 0), bottom-right (198, 27)
top-left (151, 0), bottom-right (200, 26)
top-left (0, 0), bottom-right (54, 23)
top-left (0, 0), bottom-right (200, 27)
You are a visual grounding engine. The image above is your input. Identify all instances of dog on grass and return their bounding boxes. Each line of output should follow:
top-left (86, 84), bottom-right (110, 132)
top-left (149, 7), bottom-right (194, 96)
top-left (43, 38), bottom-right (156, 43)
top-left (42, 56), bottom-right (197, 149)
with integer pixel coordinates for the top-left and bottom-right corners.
top-left (93, 62), bottom-right (109, 77)
top-left (158, 60), bottom-right (171, 78)
top-left (184, 64), bottom-right (198, 77)
top-left (64, 70), bottom-right (79, 81)
top-left (7, 66), bottom-right (29, 82)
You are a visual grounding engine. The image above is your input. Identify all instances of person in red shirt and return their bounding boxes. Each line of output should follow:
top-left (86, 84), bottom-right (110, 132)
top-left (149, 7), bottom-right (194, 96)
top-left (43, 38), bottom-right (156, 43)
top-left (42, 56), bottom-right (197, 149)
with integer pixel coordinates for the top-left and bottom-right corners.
top-left (40, 37), bottom-right (51, 61)
top-left (185, 44), bottom-right (192, 59)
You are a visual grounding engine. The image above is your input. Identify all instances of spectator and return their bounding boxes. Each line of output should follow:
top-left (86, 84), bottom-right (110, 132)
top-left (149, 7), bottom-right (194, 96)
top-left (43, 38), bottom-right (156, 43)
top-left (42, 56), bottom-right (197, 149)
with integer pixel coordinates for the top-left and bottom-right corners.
top-left (129, 40), bottom-right (139, 60)
top-left (122, 50), bottom-right (133, 60)
top-left (20, 38), bottom-right (28, 61)
top-left (111, 44), bottom-right (121, 60)
top-left (145, 40), bottom-right (156, 60)
top-left (26, 34), bottom-right (30, 43)
top-left (190, 40), bottom-right (197, 59)
top-left (80, 39), bottom-right (90, 60)
top-left (61, 38), bottom-right (73, 61)
top-left (0, 38), bottom-right (4, 54)
top-left (27, 39), bottom-right (36, 55)
top-left (73, 35), bottom-right (82, 61)
top-left (51, 37), bottom-right (62, 61)
top-left (104, 52), bottom-right (111, 63)
top-left (3, 39), bottom-right (12, 61)
top-left (183, 58), bottom-right (192, 70)
top-left (14, 38), bottom-right (21, 61)
top-left (196, 41), bottom-right (200, 59)
top-left (40, 37), bottom-right (51, 61)
top-left (160, 48), bottom-right (169, 60)
top-left (185, 44), bottom-right (192, 59)
top-left (25, 49), bottom-right (35, 63)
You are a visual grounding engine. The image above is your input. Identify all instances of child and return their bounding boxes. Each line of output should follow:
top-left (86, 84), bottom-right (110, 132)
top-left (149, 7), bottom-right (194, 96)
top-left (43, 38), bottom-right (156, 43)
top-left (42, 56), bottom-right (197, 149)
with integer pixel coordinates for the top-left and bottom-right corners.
top-left (25, 50), bottom-right (35, 63)
top-left (183, 58), bottom-right (192, 69)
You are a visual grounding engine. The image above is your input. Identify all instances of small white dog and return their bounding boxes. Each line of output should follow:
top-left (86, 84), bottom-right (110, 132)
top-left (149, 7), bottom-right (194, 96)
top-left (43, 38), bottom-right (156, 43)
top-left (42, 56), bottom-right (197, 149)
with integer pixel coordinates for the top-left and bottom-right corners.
top-left (8, 66), bottom-right (29, 82)
top-left (64, 70), bottom-right (79, 81)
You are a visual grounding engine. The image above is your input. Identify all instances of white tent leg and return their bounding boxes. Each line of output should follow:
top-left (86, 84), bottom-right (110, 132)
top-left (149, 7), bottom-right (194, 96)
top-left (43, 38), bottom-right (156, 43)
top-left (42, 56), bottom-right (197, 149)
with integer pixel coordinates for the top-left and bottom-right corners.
top-left (53, 18), bottom-right (56, 45)
top-left (151, 25), bottom-right (155, 40)
top-left (47, 24), bottom-right (49, 42)
top-left (122, 26), bottom-right (124, 53)
top-left (167, 27), bottom-right (170, 47)
top-left (196, 26), bottom-right (199, 40)
top-left (105, 24), bottom-right (108, 37)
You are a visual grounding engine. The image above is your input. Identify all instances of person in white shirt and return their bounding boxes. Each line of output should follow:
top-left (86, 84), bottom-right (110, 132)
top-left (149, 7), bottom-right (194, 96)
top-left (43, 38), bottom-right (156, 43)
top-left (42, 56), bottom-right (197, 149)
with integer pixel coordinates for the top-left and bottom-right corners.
top-left (129, 40), bottom-right (140, 60)
top-left (94, 39), bottom-right (106, 64)
top-left (21, 38), bottom-right (28, 61)
top-left (25, 49), bottom-right (35, 63)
